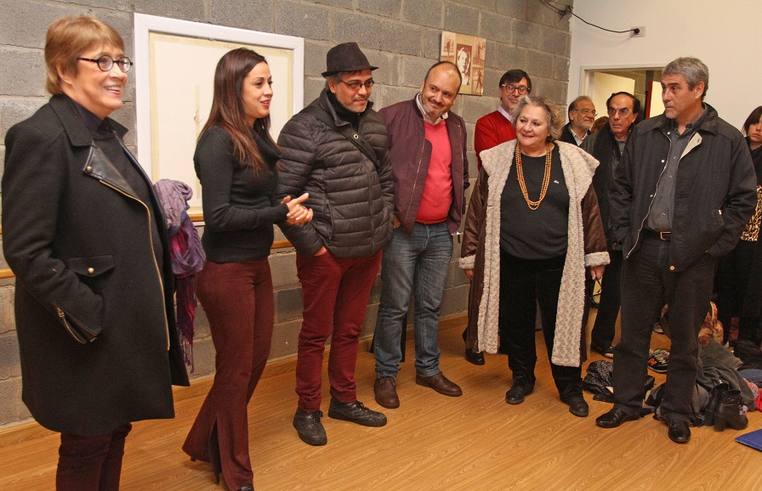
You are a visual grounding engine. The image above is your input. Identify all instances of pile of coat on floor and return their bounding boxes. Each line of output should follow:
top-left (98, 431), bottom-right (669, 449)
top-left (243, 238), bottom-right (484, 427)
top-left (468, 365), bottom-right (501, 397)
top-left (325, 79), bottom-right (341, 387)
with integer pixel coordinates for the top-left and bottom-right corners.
top-left (583, 339), bottom-right (762, 431)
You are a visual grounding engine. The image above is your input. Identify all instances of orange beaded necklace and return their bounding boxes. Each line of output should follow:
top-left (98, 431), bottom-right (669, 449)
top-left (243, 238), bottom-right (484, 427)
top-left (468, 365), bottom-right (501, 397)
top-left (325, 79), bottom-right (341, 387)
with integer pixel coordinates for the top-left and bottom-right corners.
top-left (514, 142), bottom-right (554, 211)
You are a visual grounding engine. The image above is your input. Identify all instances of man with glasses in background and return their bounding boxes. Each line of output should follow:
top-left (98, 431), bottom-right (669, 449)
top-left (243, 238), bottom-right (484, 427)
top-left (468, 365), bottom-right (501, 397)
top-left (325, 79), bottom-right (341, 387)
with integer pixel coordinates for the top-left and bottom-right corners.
top-left (372, 61), bottom-right (469, 409)
top-left (461, 69), bottom-right (532, 365)
top-left (582, 92), bottom-right (641, 359)
top-left (561, 95), bottom-right (596, 146)
top-left (276, 42), bottom-right (394, 446)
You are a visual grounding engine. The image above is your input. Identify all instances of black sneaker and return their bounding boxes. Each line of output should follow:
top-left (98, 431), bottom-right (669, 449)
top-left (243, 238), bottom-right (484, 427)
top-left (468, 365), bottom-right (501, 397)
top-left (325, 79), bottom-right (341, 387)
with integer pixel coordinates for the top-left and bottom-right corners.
top-left (293, 409), bottom-right (327, 446)
top-left (328, 399), bottom-right (387, 427)
top-left (648, 348), bottom-right (669, 373)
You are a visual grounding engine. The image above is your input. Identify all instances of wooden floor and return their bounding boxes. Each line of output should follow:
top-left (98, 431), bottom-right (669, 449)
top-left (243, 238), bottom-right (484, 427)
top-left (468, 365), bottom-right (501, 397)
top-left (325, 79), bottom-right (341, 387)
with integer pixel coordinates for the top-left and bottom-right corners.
top-left (0, 316), bottom-right (760, 490)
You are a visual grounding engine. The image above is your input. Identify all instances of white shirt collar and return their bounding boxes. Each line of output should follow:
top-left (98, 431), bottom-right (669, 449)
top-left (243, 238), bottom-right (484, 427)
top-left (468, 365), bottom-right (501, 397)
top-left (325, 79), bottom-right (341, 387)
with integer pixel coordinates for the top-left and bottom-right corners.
top-left (416, 93), bottom-right (448, 125)
top-left (497, 105), bottom-right (514, 124)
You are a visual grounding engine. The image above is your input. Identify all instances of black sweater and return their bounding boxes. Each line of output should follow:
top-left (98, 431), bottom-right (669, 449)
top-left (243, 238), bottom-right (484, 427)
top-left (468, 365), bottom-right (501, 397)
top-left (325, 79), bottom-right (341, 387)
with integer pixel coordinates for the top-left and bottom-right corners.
top-left (194, 126), bottom-right (287, 262)
top-left (500, 145), bottom-right (569, 259)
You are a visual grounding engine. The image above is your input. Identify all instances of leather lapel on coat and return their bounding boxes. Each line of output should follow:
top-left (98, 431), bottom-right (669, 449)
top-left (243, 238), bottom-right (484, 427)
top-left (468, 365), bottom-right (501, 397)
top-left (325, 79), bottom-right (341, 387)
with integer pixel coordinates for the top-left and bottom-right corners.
top-left (83, 144), bottom-right (141, 201)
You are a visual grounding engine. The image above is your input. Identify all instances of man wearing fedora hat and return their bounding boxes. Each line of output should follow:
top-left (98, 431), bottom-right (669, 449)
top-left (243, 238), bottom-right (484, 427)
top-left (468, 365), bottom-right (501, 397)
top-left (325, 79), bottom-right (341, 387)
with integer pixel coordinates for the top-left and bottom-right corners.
top-left (276, 42), bottom-right (394, 446)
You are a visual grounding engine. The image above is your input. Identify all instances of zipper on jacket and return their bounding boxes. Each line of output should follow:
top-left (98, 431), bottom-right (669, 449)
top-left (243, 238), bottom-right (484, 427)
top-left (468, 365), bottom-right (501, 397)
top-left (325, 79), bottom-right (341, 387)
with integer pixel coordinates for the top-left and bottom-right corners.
top-left (55, 306), bottom-right (89, 344)
top-left (626, 132), bottom-right (673, 259)
top-left (404, 147), bottom-right (426, 225)
top-left (97, 179), bottom-right (171, 351)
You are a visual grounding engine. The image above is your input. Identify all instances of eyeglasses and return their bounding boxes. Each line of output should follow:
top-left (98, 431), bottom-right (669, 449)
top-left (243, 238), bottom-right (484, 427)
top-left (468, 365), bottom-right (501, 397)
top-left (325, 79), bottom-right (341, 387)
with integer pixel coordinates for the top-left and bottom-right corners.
top-left (77, 55), bottom-right (133, 73)
top-left (607, 107), bottom-right (631, 117)
top-left (573, 108), bottom-right (596, 116)
top-left (502, 83), bottom-right (529, 95)
top-left (339, 79), bottom-right (374, 91)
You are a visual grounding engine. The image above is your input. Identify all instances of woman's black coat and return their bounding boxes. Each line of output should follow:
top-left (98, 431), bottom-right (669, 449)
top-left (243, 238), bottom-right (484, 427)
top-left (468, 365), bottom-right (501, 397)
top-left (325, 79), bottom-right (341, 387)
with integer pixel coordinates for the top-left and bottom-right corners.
top-left (1, 95), bottom-right (189, 435)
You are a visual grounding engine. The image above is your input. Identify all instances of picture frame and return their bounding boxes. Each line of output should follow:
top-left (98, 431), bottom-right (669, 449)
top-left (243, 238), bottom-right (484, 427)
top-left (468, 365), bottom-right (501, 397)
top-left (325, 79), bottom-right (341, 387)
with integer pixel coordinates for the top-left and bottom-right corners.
top-left (133, 14), bottom-right (304, 213)
top-left (440, 31), bottom-right (486, 96)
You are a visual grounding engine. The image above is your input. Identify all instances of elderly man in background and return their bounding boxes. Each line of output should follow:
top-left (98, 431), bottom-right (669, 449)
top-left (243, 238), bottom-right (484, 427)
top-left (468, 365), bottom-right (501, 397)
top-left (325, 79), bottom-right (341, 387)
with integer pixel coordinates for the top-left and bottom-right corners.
top-left (583, 91), bottom-right (641, 358)
top-left (560, 95), bottom-right (596, 146)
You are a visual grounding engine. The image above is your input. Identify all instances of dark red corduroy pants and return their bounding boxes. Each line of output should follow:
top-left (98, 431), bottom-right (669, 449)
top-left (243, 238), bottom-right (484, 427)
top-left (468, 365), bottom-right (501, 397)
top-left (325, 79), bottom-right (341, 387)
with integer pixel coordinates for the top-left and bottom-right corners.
top-left (56, 423), bottom-right (131, 491)
top-left (183, 259), bottom-right (274, 490)
top-left (295, 250), bottom-right (382, 411)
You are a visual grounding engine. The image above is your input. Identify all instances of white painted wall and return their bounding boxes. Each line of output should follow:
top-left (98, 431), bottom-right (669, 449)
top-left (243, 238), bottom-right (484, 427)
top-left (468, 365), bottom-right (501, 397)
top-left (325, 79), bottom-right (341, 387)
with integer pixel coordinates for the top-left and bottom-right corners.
top-left (568, 0), bottom-right (762, 130)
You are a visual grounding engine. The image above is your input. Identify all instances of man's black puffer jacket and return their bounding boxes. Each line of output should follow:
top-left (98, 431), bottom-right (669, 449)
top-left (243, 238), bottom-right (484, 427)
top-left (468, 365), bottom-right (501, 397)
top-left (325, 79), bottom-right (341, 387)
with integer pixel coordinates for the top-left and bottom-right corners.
top-left (276, 89), bottom-right (394, 258)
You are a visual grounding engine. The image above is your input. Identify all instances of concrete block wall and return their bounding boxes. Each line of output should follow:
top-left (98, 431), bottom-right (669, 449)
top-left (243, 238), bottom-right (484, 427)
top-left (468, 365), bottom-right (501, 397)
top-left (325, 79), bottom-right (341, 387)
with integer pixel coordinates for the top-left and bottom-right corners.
top-left (0, 0), bottom-right (572, 427)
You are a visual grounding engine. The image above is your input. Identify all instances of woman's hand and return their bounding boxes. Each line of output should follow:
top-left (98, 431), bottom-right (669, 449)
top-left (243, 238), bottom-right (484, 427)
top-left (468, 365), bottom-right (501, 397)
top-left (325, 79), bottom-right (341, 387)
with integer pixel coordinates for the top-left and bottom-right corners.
top-left (283, 193), bottom-right (313, 226)
top-left (314, 246), bottom-right (328, 256)
top-left (589, 265), bottom-right (605, 281)
top-left (463, 268), bottom-right (474, 281)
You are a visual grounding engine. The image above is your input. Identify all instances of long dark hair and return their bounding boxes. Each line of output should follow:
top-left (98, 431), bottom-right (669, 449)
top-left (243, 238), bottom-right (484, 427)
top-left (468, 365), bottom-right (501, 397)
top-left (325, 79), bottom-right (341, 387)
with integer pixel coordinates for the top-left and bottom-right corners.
top-left (201, 48), bottom-right (273, 171)
top-left (743, 106), bottom-right (762, 134)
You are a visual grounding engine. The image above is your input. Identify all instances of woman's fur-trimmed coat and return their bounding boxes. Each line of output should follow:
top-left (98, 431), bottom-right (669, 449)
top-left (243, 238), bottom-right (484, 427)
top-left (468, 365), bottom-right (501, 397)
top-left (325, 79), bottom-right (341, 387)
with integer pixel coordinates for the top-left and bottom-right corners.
top-left (460, 139), bottom-right (609, 367)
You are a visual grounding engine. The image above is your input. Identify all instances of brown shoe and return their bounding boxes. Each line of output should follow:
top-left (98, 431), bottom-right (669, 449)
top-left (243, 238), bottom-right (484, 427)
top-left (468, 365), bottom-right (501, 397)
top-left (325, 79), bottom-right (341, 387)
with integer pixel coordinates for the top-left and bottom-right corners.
top-left (415, 372), bottom-right (462, 397)
top-left (374, 376), bottom-right (400, 409)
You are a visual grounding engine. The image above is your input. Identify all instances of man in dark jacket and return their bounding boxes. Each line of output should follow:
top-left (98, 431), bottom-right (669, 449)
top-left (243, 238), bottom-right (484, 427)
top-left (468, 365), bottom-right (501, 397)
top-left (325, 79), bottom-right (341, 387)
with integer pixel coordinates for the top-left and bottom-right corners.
top-left (582, 91), bottom-right (641, 358)
top-left (560, 96), bottom-right (596, 146)
top-left (372, 62), bottom-right (469, 409)
top-left (276, 42), bottom-right (394, 446)
top-left (596, 57), bottom-right (757, 444)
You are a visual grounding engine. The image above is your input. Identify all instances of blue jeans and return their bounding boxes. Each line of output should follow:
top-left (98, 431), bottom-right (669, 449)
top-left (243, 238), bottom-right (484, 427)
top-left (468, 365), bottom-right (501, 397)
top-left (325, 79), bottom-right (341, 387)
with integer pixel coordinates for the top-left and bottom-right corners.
top-left (374, 222), bottom-right (453, 378)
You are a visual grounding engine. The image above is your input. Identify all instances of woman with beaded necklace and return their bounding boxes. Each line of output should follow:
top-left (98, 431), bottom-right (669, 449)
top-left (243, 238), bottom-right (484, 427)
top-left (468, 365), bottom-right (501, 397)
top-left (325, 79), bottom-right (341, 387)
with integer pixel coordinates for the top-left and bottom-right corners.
top-left (460, 95), bottom-right (609, 417)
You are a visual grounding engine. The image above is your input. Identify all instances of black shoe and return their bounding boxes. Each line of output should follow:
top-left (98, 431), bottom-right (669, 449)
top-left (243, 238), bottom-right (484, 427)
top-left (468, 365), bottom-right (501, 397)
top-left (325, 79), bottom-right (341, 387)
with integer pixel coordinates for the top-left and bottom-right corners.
top-left (591, 343), bottom-right (614, 359)
top-left (505, 382), bottom-right (534, 405)
top-left (328, 399), bottom-right (387, 427)
top-left (667, 419), bottom-right (691, 444)
top-left (238, 485), bottom-right (254, 491)
top-left (462, 330), bottom-right (485, 365)
top-left (465, 348), bottom-right (485, 365)
top-left (293, 409), bottom-right (327, 446)
top-left (595, 407), bottom-right (640, 428)
top-left (561, 394), bottom-right (589, 417)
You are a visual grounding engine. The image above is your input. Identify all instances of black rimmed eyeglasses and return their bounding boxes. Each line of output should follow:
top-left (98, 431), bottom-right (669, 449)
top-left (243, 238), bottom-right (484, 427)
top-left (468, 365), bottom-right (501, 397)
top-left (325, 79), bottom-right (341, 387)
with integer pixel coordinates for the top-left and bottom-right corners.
top-left (77, 55), bottom-right (133, 73)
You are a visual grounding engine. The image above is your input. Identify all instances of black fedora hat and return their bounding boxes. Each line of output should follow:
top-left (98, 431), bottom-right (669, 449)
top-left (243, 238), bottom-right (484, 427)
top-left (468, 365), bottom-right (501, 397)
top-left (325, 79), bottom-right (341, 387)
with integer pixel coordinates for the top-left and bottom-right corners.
top-left (321, 42), bottom-right (378, 77)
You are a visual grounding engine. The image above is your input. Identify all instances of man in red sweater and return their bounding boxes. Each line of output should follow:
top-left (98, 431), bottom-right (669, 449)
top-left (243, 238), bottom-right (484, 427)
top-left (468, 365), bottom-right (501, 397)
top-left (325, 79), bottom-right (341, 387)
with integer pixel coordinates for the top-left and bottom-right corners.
top-left (372, 62), bottom-right (470, 408)
top-left (463, 69), bottom-right (532, 365)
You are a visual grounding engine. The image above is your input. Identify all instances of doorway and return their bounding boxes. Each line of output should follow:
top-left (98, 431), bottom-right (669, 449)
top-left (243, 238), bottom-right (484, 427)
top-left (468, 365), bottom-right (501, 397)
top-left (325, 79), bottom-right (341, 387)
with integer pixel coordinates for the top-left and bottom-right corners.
top-left (582, 67), bottom-right (663, 119)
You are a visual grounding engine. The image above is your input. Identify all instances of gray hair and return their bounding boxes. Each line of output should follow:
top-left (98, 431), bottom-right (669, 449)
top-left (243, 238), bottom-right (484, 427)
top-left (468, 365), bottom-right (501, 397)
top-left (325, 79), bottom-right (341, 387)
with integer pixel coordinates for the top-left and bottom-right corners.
top-left (663, 57), bottom-right (709, 99)
top-left (512, 95), bottom-right (562, 142)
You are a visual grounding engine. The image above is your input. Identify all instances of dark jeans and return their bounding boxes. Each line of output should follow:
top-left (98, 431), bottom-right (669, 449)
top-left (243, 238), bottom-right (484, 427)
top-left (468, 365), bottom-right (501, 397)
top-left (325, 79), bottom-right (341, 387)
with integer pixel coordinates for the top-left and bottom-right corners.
top-left (374, 223), bottom-right (453, 378)
top-left (614, 237), bottom-right (716, 419)
top-left (295, 250), bottom-right (382, 411)
top-left (499, 251), bottom-right (583, 398)
top-left (183, 259), bottom-right (274, 489)
top-left (56, 423), bottom-right (132, 491)
top-left (590, 250), bottom-right (623, 349)
top-left (716, 240), bottom-right (760, 343)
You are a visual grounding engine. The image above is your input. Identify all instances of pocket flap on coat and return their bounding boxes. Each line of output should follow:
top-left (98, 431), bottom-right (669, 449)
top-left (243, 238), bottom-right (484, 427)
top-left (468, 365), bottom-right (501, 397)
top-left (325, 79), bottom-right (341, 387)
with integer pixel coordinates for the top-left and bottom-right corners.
top-left (64, 255), bottom-right (115, 277)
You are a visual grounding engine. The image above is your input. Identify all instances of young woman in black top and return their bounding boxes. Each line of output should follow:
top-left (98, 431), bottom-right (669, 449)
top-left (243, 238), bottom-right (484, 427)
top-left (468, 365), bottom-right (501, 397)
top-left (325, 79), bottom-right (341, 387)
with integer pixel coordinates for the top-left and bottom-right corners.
top-left (182, 48), bottom-right (310, 491)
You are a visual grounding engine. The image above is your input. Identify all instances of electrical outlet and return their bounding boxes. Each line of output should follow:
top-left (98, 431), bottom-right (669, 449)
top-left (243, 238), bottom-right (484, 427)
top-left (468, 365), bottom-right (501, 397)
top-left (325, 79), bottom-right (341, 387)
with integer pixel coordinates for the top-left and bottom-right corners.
top-left (631, 26), bottom-right (646, 38)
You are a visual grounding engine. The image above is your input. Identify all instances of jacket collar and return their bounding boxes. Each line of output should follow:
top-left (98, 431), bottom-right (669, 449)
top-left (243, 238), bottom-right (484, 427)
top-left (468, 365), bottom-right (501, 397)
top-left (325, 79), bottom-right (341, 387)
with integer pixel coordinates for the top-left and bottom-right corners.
top-left (318, 89), bottom-right (374, 128)
top-left (49, 94), bottom-right (129, 147)
top-left (642, 103), bottom-right (720, 136)
top-left (415, 93), bottom-right (448, 124)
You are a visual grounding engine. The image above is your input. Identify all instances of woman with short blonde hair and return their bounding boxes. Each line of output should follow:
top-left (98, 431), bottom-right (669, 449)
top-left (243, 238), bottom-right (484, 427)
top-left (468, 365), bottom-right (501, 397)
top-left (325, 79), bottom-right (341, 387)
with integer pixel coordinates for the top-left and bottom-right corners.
top-left (2, 16), bottom-right (188, 490)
